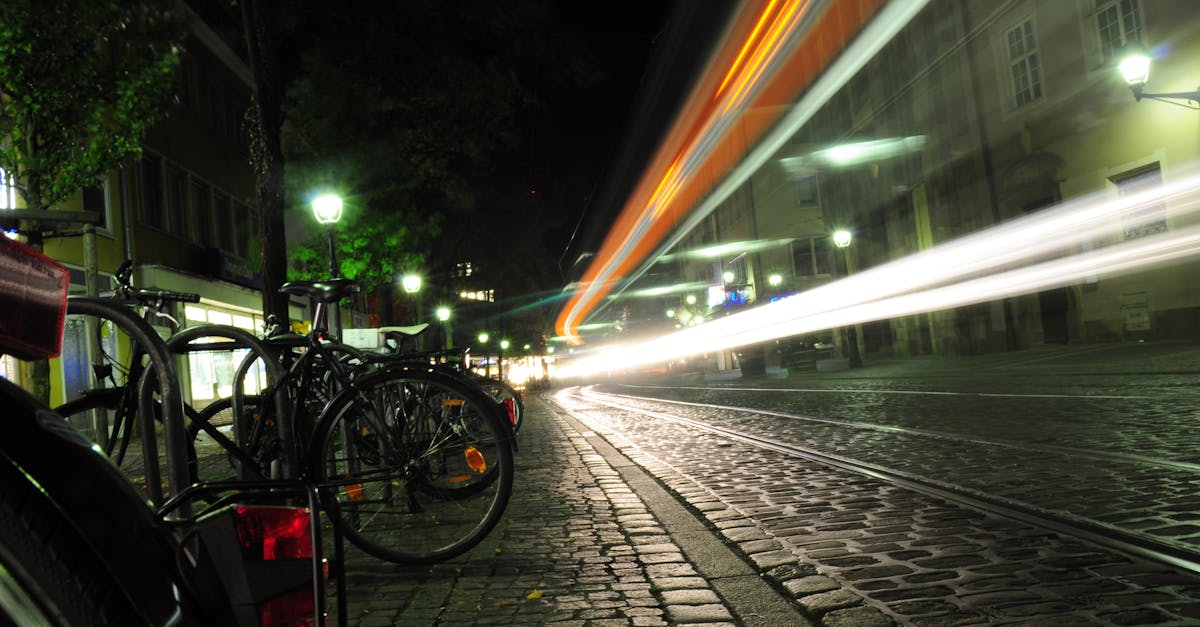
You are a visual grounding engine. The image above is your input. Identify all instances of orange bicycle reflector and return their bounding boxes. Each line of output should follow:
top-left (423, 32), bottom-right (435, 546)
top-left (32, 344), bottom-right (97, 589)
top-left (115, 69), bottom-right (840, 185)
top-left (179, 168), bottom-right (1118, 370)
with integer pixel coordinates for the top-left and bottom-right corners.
top-left (442, 399), bottom-right (466, 407)
top-left (344, 483), bottom-right (364, 502)
top-left (464, 446), bottom-right (487, 473)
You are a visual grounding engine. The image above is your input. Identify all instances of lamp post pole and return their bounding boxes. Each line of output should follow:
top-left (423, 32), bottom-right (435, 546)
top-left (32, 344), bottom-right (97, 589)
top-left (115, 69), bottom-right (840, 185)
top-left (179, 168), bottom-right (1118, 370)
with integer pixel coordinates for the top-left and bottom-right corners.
top-left (833, 229), bottom-right (862, 368)
top-left (436, 306), bottom-right (452, 350)
top-left (402, 274), bottom-right (422, 349)
top-left (312, 193), bottom-right (344, 337)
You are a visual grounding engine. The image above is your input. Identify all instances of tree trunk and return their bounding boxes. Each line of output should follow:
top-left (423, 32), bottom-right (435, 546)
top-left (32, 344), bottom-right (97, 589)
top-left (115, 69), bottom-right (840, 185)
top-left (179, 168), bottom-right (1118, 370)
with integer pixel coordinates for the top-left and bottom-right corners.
top-left (241, 0), bottom-right (290, 324)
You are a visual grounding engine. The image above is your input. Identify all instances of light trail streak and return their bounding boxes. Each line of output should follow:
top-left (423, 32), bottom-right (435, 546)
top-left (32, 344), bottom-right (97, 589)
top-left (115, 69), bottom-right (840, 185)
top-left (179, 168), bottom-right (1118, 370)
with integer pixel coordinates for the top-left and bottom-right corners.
top-left (557, 0), bottom-right (893, 345)
top-left (558, 175), bottom-right (1200, 378)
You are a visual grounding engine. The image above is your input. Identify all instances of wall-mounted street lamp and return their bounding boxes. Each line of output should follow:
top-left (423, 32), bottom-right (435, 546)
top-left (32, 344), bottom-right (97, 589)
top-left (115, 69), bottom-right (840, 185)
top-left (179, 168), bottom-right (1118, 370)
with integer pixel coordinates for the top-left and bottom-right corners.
top-left (311, 193), bottom-right (343, 277)
top-left (1119, 47), bottom-right (1199, 107)
top-left (832, 229), bottom-right (853, 248)
top-left (768, 273), bottom-right (783, 287)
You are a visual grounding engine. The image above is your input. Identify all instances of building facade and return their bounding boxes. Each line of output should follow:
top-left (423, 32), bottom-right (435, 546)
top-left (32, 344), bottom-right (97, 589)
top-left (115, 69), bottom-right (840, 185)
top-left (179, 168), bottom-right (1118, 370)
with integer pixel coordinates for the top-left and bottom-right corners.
top-left (611, 0), bottom-right (1200, 372)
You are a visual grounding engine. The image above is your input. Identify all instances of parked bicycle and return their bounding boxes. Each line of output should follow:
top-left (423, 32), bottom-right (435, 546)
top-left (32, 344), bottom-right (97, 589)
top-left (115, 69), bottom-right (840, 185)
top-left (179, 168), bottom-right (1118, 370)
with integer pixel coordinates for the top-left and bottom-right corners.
top-left (0, 238), bottom-right (328, 626)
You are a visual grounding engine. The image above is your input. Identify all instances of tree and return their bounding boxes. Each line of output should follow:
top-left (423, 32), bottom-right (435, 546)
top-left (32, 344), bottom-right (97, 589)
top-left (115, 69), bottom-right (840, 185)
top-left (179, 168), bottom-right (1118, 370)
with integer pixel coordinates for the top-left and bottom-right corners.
top-left (0, 0), bottom-right (181, 228)
top-left (0, 0), bottom-right (182, 402)
top-left (279, 1), bottom-right (551, 322)
top-left (239, 0), bottom-right (291, 324)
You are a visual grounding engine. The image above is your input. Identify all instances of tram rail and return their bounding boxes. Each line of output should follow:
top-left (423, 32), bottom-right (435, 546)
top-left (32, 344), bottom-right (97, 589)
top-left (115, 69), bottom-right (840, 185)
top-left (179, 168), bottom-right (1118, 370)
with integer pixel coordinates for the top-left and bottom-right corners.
top-left (565, 385), bottom-right (1200, 576)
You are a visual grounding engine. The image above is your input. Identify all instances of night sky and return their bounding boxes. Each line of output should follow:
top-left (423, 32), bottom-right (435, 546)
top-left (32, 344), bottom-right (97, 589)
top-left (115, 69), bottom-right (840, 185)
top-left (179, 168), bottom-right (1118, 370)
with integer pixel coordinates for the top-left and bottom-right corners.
top-left (536, 1), bottom-right (673, 281)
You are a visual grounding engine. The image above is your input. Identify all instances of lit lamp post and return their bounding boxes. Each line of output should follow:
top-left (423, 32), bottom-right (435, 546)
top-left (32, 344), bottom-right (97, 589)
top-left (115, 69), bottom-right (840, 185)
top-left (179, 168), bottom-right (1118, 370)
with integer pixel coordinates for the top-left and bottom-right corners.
top-left (436, 306), bottom-right (452, 350)
top-left (499, 339), bottom-right (510, 382)
top-left (312, 193), bottom-right (344, 339)
top-left (477, 332), bottom-right (491, 377)
top-left (311, 194), bottom-right (343, 278)
top-left (1118, 47), bottom-right (1200, 105)
top-left (402, 273), bottom-right (422, 349)
top-left (832, 229), bottom-right (862, 368)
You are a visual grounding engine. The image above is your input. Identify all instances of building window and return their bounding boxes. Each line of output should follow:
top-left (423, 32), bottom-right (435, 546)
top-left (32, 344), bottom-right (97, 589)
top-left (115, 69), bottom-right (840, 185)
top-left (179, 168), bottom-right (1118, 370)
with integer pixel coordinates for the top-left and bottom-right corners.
top-left (213, 193), bottom-right (234, 253)
top-left (233, 202), bottom-right (251, 257)
top-left (1096, 0), bottom-right (1142, 61)
top-left (191, 180), bottom-right (213, 246)
top-left (1006, 19), bottom-right (1043, 108)
top-left (165, 164), bottom-right (189, 239)
top-left (82, 176), bottom-right (113, 233)
top-left (459, 289), bottom-right (494, 302)
top-left (792, 236), bottom-right (833, 277)
top-left (1111, 163), bottom-right (1166, 240)
top-left (794, 176), bottom-right (819, 207)
top-left (139, 153), bottom-right (165, 230)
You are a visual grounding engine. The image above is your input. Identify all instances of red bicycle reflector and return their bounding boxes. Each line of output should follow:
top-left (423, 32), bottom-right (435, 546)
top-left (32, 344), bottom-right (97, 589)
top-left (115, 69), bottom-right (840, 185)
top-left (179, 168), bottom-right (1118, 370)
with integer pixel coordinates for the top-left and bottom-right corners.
top-left (258, 584), bottom-right (317, 627)
top-left (235, 506), bottom-right (313, 561)
top-left (502, 398), bottom-right (516, 425)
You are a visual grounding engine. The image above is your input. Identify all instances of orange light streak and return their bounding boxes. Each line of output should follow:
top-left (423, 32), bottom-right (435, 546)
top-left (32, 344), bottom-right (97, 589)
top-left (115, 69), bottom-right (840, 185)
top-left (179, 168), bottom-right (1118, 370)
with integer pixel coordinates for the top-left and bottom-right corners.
top-left (556, 0), bottom-right (886, 345)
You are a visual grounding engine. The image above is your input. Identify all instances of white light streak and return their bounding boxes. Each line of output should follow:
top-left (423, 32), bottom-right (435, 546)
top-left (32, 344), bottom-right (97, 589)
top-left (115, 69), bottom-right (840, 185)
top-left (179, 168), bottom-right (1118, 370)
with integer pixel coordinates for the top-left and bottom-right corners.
top-left (558, 173), bottom-right (1200, 379)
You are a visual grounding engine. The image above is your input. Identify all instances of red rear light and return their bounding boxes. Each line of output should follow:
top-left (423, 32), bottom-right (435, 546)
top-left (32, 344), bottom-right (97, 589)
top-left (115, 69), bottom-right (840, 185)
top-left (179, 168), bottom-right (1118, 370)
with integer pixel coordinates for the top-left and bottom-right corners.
top-left (502, 398), bottom-right (516, 425)
top-left (235, 506), bottom-right (313, 561)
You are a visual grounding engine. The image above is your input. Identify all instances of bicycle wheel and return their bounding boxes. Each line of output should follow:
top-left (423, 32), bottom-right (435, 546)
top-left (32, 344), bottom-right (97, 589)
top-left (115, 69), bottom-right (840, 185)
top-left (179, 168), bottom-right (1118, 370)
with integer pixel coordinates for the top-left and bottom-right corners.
top-left (188, 395), bottom-right (277, 482)
top-left (54, 389), bottom-right (200, 494)
top-left (309, 366), bottom-right (514, 564)
top-left (0, 459), bottom-right (142, 626)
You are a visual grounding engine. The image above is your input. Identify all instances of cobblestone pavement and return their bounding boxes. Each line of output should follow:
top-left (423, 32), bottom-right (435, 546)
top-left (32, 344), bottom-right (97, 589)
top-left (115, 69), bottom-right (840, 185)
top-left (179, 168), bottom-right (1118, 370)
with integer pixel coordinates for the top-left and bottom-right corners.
top-left (326, 396), bottom-right (743, 626)
top-left (584, 386), bottom-right (1200, 555)
top-left (551, 383), bottom-right (1200, 625)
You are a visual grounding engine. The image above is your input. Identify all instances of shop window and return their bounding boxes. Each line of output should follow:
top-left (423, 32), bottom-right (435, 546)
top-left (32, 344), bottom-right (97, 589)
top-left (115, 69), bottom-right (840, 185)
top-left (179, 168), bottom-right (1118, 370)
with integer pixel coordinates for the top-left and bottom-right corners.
top-left (0, 354), bottom-right (16, 381)
top-left (1111, 163), bottom-right (1166, 240)
top-left (183, 304), bottom-right (267, 406)
top-left (1, 167), bottom-right (17, 210)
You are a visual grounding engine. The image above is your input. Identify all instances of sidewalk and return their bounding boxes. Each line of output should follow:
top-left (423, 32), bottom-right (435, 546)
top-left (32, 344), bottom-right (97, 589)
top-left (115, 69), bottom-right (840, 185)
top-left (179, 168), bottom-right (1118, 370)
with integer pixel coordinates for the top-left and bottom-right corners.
top-left (333, 395), bottom-right (807, 626)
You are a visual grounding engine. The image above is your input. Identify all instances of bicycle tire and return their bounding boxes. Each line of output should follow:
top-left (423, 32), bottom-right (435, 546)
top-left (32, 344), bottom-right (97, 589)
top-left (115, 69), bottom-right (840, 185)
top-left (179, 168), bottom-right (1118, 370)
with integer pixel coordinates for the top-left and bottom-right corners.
top-left (309, 366), bottom-right (514, 564)
top-left (188, 395), bottom-right (276, 482)
top-left (0, 458), bottom-right (142, 626)
top-left (54, 390), bottom-right (200, 492)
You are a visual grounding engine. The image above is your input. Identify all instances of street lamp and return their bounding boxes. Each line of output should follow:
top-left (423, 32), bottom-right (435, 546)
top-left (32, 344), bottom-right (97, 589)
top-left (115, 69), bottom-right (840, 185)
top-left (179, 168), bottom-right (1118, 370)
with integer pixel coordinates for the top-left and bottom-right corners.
top-left (311, 193), bottom-right (343, 278)
top-left (436, 306), bottom-right (452, 349)
top-left (832, 228), bottom-right (861, 368)
top-left (1119, 46), bottom-right (1200, 106)
top-left (768, 273), bottom-right (783, 287)
top-left (477, 332), bottom-right (489, 345)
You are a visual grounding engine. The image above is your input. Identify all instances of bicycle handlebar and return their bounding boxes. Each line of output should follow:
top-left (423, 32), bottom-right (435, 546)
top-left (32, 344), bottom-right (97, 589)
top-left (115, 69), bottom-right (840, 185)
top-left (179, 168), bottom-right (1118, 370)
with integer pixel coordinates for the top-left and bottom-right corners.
top-left (100, 287), bottom-right (201, 305)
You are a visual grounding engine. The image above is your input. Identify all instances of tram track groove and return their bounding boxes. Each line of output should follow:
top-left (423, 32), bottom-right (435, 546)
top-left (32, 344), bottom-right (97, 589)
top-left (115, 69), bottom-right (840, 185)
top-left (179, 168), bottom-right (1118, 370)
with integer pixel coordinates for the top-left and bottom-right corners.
top-left (573, 386), bottom-right (1200, 576)
top-left (603, 385), bottom-right (1200, 472)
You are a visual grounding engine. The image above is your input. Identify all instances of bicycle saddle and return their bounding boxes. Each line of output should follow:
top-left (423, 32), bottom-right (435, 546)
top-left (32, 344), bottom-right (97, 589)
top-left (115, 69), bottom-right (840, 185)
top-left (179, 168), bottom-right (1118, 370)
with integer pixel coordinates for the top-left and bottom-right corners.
top-left (279, 278), bottom-right (360, 303)
top-left (379, 324), bottom-right (429, 338)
